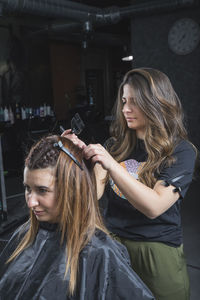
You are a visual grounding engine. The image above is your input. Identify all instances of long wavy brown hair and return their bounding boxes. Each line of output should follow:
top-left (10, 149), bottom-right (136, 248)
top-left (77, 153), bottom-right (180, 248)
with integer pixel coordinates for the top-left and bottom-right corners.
top-left (7, 135), bottom-right (107, 295)
top-left (109, 67), bottom-right (191, 187)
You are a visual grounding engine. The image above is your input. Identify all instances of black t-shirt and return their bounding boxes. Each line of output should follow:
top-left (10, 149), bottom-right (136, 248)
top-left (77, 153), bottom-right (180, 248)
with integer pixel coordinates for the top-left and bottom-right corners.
top-left (100, 139), bottom-right (196, 247)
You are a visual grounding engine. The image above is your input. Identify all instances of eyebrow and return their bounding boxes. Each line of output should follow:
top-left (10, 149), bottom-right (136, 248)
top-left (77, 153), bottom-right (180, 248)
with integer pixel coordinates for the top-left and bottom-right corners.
top-left (23, 182), bottom-right (52, 189)
top-left (36, 185), bottom-right (49, 189)
top-left (122, 96), bottom-right (135, 100)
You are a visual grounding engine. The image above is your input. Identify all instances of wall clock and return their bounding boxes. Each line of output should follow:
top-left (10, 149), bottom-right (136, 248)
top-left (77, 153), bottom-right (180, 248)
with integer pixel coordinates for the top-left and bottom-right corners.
top-left (168, 18), bottom-right (200, 55)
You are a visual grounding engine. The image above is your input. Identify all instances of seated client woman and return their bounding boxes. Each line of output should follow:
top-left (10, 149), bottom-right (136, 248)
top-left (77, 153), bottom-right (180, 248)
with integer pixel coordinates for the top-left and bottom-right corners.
top-left (0, 135), bottom-right (154, 300)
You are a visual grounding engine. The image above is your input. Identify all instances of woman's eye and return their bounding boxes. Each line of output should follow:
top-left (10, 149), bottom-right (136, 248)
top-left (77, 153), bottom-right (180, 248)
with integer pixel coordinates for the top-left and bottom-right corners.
top-left (25, 186), bottom-right (31, 194)
top-left (122, 99), bottom-right (126, 105)
top-left (38, 188), bottom-right (48, 194)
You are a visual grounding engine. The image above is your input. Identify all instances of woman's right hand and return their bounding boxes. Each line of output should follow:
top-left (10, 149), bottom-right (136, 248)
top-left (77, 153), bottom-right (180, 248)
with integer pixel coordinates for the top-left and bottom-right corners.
top-left (61, 129), bottom-right (86, 149)
top-left (83, 143), bottom-right (117, 171)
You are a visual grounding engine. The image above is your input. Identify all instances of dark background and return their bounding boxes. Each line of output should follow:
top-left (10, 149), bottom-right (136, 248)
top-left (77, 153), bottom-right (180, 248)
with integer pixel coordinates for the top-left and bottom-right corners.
top-left (0, 1), bottom-right (199, 299)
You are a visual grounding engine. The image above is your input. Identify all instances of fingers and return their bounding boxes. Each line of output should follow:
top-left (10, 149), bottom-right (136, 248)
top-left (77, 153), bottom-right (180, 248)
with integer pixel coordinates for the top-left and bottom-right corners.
top-left (83, 144), bottom-right (111, 169)
top-left (61, 129), bottom-right (86, 149)
top-left (83, 144), bottom-right (103, 160)
top-left (83, 144), bottom-right (117, 171)
top-left (61, 129), bottom-right (72, 137)
top-left (76, 139), bottom-right (86, 149)
top-left (69, 135), bottom-right (86, 149)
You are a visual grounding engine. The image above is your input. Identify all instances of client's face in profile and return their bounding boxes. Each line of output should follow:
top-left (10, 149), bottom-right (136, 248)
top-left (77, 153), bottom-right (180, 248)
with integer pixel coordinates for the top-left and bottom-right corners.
top-left (24, 167), bottom-right (59, 223)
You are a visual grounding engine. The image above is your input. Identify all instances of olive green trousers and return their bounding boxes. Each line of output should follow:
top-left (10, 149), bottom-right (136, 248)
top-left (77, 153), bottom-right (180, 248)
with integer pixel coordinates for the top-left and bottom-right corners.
top-left (115, 236), bottom-right (190, 300)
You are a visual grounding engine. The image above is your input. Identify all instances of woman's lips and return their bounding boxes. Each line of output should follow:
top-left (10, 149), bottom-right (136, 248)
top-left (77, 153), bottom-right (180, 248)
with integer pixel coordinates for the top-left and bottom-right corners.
top-left (33, 210), bottom-right (45, 216)
top-left (126, 117), bottom-right (136, 121)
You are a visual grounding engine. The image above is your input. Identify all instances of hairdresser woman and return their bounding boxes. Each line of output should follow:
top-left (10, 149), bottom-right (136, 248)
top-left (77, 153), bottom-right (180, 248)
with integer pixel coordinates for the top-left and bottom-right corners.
top-left (64, 68), bottom-right (197, 300)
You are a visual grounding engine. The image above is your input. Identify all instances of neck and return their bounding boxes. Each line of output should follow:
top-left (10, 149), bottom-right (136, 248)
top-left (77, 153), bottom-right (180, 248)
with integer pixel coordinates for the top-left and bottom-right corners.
top-left (136, 129), bottom-right (145, 140)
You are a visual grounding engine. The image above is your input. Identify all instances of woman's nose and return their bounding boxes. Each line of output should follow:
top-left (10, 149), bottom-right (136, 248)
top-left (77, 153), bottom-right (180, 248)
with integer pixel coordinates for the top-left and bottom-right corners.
top-left (122, 102), bottom-right (132, 113)
top-left (27, 194), bottom-right (39, 208)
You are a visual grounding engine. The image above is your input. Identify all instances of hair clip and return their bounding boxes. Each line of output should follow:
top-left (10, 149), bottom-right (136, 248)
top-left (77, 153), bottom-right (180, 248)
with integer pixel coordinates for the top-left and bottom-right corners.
top-left (54, 141), bottom-right (83, 170)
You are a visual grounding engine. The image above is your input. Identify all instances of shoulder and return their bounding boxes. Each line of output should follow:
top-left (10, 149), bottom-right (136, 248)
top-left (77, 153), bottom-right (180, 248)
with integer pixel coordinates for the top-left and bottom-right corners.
top-left (92, 230), bottom-right (129, 255)
top-left (82, 230), bottom-right (130, 265)
top-left (158, 140), bottom-right (196, 197)
top-left (160, 139), bottom-right (196, 174)
top-left (172, 139), bottom-right (196, 169)
top-left (175, 139), bottom-right (196, 152)
top-left (13, 221), bottom-right (30, 240)
top-left (79, 230), bottom-right (155, 300)
top-left (174, 140), bottom-right (196, 157)
top-left (0, 222), bottom-right (29, 267)
top-left (4, 221), bottom-right (29, 246)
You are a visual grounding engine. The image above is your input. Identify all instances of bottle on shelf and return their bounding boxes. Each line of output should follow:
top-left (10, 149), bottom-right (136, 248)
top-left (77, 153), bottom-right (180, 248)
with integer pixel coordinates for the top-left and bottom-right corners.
top-left (15, 103), bottom-right (21, 120)
top-left (0, 107), bottom-right (4, 122)
top-left (46, 105), bottom-right (51, 116)
top-left (40, 105), bottom-right (44, 117)
top-left (21, 106), bottom-right (26, 120)
top-left (3, 106), bottom-right (9, 122)
top-left (43, 103), bottom-right (47, 117)
top-left (9, 106), bottom-right (14, 124)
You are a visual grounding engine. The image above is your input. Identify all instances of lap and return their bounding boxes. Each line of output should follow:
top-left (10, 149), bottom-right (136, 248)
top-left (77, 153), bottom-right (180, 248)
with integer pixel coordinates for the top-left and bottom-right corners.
top-left (115, 236), bottom-right (190, 300)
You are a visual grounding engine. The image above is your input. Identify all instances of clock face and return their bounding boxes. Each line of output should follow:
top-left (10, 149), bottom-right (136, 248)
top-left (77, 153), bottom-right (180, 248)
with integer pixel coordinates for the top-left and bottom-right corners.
top-left (168, 18), bottom-right (200, 55)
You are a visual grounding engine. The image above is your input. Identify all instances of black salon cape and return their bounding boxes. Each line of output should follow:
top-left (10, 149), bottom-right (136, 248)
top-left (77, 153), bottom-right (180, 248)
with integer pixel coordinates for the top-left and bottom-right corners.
top-left (0, 222), bottom-right (155, 300)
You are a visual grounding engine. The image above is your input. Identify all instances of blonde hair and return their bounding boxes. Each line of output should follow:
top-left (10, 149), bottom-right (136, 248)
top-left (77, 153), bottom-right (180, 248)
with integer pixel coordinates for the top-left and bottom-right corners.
top-left (109, 68), bottom-right (190, 187)
top-left (7, 135), bottom-right (107, 295)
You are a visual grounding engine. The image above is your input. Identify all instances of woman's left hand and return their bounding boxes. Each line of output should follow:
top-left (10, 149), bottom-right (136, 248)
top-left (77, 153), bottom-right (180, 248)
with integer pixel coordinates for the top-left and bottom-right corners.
top-left (83, 144), bottom-right (117, 171)
top-left (61, 129), bottom-right (86, 149)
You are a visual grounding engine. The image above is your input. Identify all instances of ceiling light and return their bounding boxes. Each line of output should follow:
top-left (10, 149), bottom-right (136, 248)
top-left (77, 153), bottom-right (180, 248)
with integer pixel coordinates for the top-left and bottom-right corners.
top-left (122, 55), bottom-right (133, 61)
top-left (121, 45), bottom-right (133, 61)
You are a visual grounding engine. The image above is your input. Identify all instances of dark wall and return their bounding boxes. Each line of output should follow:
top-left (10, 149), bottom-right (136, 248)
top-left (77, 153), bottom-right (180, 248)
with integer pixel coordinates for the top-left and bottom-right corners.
top-left (131, 7), bottom-right (200, 149)
top-left (0, 19), bottom-right (53, 108)
top-left (25, 39), bottom-right (53, 107)
top-left (50, 42), bottom-right (81, 121)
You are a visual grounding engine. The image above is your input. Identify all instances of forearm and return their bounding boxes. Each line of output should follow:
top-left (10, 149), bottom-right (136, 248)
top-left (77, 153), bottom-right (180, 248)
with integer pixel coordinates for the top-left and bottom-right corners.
top-left (83, 143), bottom-right (179, 218)
top-left (94, 163), bottom-right (107, 200)
top-left (108, 160), bottom-right (178, 218)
